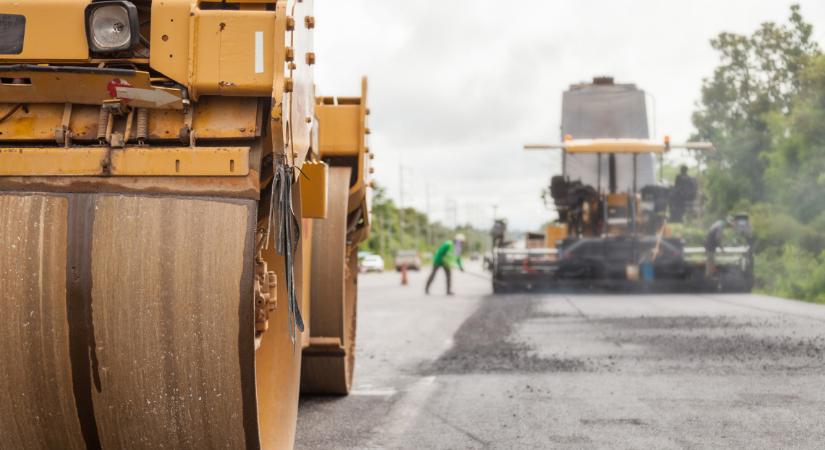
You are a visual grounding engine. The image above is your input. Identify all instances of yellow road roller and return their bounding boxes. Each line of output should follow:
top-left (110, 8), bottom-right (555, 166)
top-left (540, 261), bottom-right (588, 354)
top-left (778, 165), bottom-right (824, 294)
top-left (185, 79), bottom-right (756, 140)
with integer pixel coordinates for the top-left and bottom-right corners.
top-left (302, 78), bottom-right (372, 395)
top-left (0, 1), bottom-right (372, 448)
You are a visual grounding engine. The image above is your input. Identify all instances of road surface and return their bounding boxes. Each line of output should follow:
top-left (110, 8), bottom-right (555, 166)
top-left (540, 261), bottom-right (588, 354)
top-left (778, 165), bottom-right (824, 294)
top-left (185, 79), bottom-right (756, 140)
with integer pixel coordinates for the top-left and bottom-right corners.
top-left (296, 265), bottom-right (825, 449)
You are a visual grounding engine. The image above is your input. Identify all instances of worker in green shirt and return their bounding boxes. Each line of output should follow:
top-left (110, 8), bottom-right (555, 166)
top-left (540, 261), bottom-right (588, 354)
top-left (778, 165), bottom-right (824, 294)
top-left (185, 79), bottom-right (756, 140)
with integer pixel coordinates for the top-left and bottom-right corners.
top-left (425, 234), bottom-right (466, 295)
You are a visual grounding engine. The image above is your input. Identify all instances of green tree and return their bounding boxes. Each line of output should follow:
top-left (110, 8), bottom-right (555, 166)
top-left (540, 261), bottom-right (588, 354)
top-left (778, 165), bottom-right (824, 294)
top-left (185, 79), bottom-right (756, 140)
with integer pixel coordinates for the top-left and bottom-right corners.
top-left (360, 183), bottom-right (490, 267)
top-left (692, 4), bottom-right (820, 217)
top-left (692, 4), bottom-right (825, 301)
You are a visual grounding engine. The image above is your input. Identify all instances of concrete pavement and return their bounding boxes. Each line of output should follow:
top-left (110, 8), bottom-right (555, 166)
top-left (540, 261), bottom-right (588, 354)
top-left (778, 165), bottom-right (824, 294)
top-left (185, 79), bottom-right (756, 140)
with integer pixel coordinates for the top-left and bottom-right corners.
top-left (296, 266), bottom-right (825, 449)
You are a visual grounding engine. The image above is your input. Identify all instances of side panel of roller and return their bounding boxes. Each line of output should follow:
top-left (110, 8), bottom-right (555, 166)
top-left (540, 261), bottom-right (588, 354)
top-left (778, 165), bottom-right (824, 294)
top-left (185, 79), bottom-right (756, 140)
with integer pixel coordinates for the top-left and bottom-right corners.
top-left (0, 193), bottom-right (259, 449)
top-left (0, 194), bottom-right (86, 450)
top-left (88, 195), bottom-right (257, 449)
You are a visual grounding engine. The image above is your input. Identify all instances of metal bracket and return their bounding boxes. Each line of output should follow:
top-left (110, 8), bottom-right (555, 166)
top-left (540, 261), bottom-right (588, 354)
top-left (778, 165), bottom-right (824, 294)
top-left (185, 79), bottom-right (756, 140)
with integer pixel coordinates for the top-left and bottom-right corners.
top-left (180, 100), bottom-right (195, 147)
top-left (253, 231), bottom-right (279, 350)
top-left (54, 103), bottom-right (73, 147)
top-left (0, 146), bottom-right (250, 176)
top-left (254, 256), bottom-right (278, 334)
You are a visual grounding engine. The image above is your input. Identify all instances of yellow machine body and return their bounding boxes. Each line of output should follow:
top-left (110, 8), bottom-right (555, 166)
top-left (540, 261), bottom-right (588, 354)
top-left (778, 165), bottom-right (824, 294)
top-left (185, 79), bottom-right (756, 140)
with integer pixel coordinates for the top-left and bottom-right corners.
top-left (0, 0), bottom-right (91, 61)
top-left (544, 224), bottom-right (568, 249)
top-left (0, 1), bottom-right (372, 449)
top-left (300, 160), bottom-right (329, 219)
top-left (315, 77), bottom-right (372, 240)
top-left (0, 146), bottom-right (249, 176)
top-left (300, 78), bottom-right (373, 395)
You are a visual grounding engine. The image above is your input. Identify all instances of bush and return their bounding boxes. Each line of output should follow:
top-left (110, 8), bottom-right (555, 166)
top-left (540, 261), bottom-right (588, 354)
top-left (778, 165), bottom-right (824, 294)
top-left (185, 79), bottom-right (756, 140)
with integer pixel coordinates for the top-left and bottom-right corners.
top-left (756, 245), bottom-right (825, 303)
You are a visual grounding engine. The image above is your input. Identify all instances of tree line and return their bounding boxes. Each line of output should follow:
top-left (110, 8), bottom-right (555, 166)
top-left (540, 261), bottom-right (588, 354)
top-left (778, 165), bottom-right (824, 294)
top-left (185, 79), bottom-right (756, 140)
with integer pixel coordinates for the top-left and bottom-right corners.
top-left (360, 185), bottom-right (489, 266)
top-left (693, 4), bottom-right (825, 302)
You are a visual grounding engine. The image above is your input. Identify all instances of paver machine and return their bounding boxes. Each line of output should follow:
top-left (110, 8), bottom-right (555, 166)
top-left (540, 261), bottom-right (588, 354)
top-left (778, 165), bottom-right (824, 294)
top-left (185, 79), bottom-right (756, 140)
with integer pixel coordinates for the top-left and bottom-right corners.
top-left (0, 1), bottom-right (372, 449)
top-left (491, 77), bottom-right (753, 293)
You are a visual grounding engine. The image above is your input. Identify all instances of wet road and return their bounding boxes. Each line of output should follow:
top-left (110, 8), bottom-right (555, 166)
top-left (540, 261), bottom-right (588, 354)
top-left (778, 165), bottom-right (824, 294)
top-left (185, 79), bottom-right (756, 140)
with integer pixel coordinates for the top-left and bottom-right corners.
top-left (296, 265), bottom-right (825, 449)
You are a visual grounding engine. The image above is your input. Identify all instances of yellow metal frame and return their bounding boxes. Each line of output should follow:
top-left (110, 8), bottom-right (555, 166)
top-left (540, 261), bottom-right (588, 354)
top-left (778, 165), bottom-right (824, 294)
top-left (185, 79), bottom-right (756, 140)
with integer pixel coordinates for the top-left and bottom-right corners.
top-left (314, 77), bottom-right (371, 239)
top-left (0, 147), bottom-right (106, 176)
top-left (190, 9), bottom-right (277, 97)
top-left (112, 147), bottom-right (249, 176)
top-left (316, 77), bottom-right (370, 200)
top-left (544, 224), bottom-right (568, 249)
top-left (316, 99), bottom-right (365, 158)
top-left (606, 193), bottom-right (630, 207)
top-left (0, 0), bottom-right (90, 61)
top-left (523, 139), bottom-right (666, 154)
top-left (0, 147), bottom-right (249, 176)
top-left (1, 1), bottom-right (289, 101)
top-left (150, 0), bottom-right (195, 87)
top-left (525, 139), bottom-right (714, 154)
top-left (300, 160), bottom-right (329, 219)
top-left (0, 98), bottom-right (260, 143)
top-left (0, 69), bottom-right (184, 110)
top-left (563, 139), bottom-right (666, 154)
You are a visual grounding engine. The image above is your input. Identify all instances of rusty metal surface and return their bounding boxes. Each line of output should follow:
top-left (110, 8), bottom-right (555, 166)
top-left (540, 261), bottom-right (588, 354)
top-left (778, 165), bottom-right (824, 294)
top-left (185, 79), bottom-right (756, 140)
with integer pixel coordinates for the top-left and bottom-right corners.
top-left (149, 0), bottom-right (195, 87)
top-left (308, 168), bottom-right (349, 340)
top-left (0, 194), bottom-right (87, 450)
top-left (347, 197), bottom-right (370, 246)
top-left (191, 10), bottom-right (277, 98)
top-left (0, 147), bottom-right (107, 176)
top-left (0, 192), bottom-right (265, 449)
top-left (0, 104), bottom-right (96, 142)
top-left (0, 99), bottom-right (260, 143)
top-left (89, 195), bottom-right (255, 449)
top-left (252, 180), bottom-right (314, 449)
top-left (0, 146), bottom-right (249, 177)
top-left (301, 167), bottom-right (356, 395)
top-left (0, 170), bottom-right (261, 200)
top-left (255, 244), bottom-right (303, 450)
top-left (110, 146), bottom-right (251, 176)
top-left (0, 68), bottom-right (184, 110)
top-left (344, 244), bottom-right (358, 389)
top-left (192, 97), bottom-right (261, 139)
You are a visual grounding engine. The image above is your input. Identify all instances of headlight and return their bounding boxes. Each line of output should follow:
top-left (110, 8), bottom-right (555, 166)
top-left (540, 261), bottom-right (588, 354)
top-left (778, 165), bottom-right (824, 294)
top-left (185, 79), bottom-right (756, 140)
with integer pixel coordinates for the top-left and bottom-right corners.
top-left (85, 1), bottom-right (139, 53)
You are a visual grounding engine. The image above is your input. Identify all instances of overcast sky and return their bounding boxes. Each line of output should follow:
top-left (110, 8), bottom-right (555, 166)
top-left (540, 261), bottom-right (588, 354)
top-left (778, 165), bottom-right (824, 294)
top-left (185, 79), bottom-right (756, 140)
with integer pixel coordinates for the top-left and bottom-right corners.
top-left (314, 1), bottom-right (825, 231)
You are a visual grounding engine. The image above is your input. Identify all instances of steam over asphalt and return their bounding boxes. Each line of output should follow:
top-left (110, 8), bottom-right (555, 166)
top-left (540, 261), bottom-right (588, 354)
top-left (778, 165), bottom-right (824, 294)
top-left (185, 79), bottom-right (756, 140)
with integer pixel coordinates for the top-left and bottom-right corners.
top-left (296, 267), bottom-right (825, 449)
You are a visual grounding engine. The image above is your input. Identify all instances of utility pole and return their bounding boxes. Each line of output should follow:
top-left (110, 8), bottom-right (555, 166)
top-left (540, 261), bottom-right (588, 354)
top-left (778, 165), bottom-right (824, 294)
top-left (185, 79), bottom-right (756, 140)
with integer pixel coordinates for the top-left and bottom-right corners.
top-left (445, 199), bottom-right (458, 230)
top-left (425, 182), bottom-right (432, 246)
top-left (378, 212), bottom-right (385, 258)
top-left (398, 164), bottom-right (405, 247)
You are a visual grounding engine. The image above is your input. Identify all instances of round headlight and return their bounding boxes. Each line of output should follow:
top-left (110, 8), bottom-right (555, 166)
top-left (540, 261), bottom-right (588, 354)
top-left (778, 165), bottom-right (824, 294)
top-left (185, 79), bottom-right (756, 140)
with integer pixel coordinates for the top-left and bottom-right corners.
top-left (85, 2), bottom-right (139, 53)
top-left (90, 5), bottom-right (131, 49)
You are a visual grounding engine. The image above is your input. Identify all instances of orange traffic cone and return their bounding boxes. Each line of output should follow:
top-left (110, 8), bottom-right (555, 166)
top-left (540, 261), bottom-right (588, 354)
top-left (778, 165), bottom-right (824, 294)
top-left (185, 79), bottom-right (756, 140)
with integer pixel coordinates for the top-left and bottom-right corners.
top-left (401, 263), bottom-right (408, 286)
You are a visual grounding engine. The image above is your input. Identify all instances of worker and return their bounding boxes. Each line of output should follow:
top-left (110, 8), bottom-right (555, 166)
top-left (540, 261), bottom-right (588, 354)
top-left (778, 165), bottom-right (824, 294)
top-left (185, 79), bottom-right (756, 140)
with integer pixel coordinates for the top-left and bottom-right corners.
top-left (705, 217), bottom-right (733, 277)
top-left (425, 234), bottom-right (466, 295)
top-left (671, 165), bottom-right (697, 222)
top-left (491, 219), bottom-right (507, 249)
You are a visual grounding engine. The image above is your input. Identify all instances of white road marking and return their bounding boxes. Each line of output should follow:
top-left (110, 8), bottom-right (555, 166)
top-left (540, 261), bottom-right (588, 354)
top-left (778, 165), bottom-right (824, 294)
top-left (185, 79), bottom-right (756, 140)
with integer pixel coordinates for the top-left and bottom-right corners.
top-left (371, 376), bottom-right (438, 447)
top-left (350, 389), bottom-right (398, 397)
